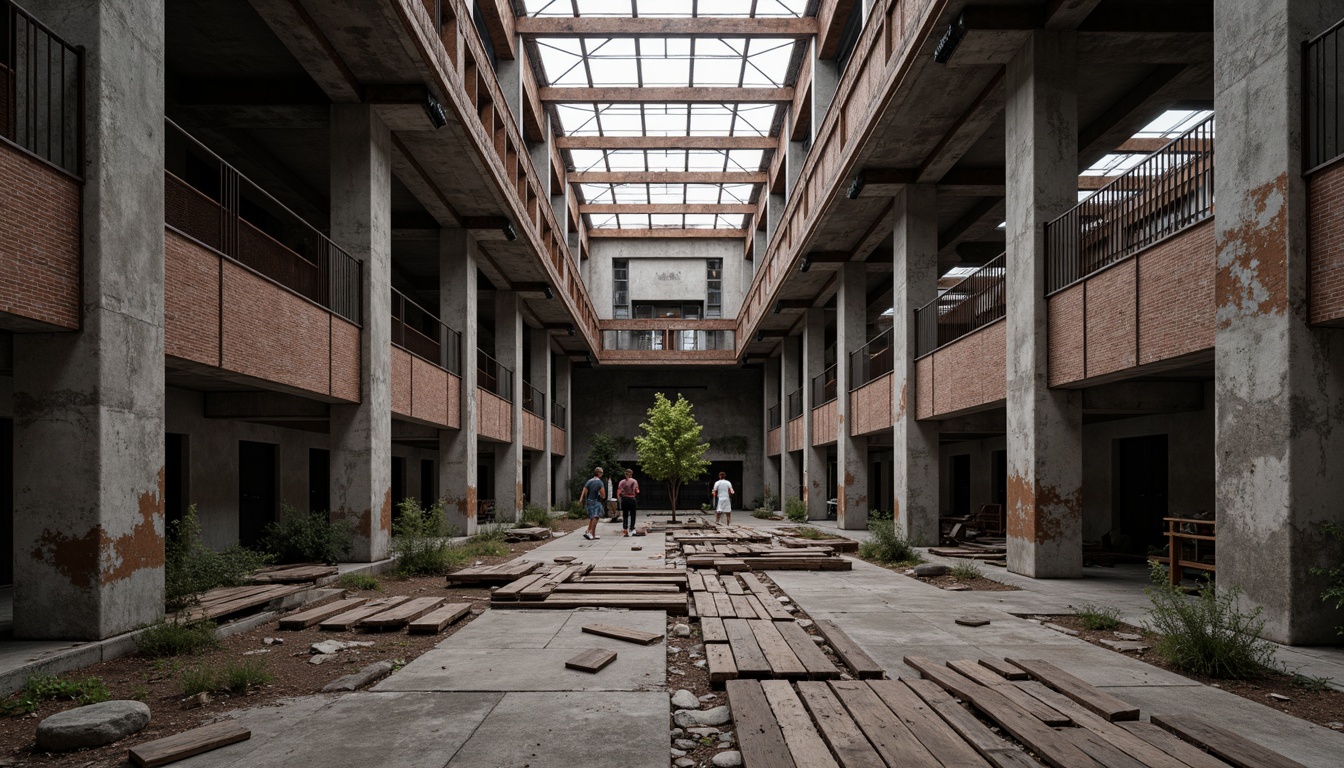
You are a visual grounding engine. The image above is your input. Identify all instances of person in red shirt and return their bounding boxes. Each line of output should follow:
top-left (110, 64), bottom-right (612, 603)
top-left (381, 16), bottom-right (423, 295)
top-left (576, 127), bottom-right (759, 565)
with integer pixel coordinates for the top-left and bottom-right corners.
top-left (617, 469), bottom-right (640, 536)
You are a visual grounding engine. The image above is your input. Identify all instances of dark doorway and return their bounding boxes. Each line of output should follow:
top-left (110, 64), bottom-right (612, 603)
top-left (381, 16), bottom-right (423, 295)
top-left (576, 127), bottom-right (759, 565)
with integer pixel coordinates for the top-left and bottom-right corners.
top-left (391, 457), bottom-right (406, 509)
top-left (950, 454), bottom-right (971, 517)
top-left (1, 418), bottom-right (12, 587)
top-left (238, 441), bottom-right (278, 547)
top-left (522, 459), bottom-right (531, 506)
top-left (633, 461), bottom-right (743, 512)
top-left (420, 459), bottom-right (434, 506)
top-left (1116, 434), bottom-right (1169, 551)
top-left (165, 433), bottom-right (188, 531)
top-left (309, 449), bottom-right (330, 514)
top-left (992, 449), bottom-right (1007, 506)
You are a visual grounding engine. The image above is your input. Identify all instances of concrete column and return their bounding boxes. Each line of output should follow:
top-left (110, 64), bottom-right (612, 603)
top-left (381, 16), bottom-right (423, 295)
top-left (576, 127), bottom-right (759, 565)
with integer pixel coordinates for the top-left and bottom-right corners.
top-left (439, 229), bottom-right (478, 536)
top-left (1213, 0), bottom-right (1344, 643)
top-left (781, 334), bottom-right (802, 507)
top-left (553, 354), bottom-right (573, 504)
top-left (835, 263), bottom-right (869, 530)
top-left (328, 104), bottom-right (393, 562)
top-left (893, 185), bottom-right (941, 545)
top-left (763, 354), bottom-right (780, 505)
top-left (801, 308), bottom-right (829, 519)
top-left (767, 194), bottom-right (786, 247)
top-left (528, 326), bottom-right (552, 509)
top-left (1004, 31), bottom-right (1083, 578)
top-left (495, 291), bottom-right (525, 522)
top-left (812, 46), bottom-right (841, 131)
top-left (13, 0), bottom-right (165, 640)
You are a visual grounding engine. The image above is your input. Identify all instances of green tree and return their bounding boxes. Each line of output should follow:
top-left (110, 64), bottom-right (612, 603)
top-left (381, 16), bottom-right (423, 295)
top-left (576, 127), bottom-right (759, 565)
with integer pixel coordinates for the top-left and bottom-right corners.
top-left (634, 392), bottom-right (710, 522)
top-left (569, 433), bottom-right (625, 500)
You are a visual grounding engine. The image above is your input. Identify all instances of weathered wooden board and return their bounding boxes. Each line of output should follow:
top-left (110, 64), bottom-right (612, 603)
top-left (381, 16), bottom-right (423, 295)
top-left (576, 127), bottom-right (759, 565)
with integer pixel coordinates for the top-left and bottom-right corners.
top-left (129, 720), bottom-right (250, 767)
top-left (724, 618), bottom-right (771, 678)
top-left (319, 596), bottom-right (412, 631)
top-left (725, 679), bottom-right (798, 768)
top-left (700, 616), bottom-right (728, 643)
top-left (829, 680), bottom-right (943, 768)
top-left (796, 681), bottom-right (886, 768)
top-left (774, 621), bottom-right (841, 680)
top-left (815, 620), bottom-right (884, 679)
top-left (748, 620), bottom-right (808, 679)
top-left (707, 643), bottom-right (737, 684)
top-left (408, 603), bottom-right (473, 634)
top-left (760, 680), bottom-right (840, 768)
top-left (581, 623), bottom-right (664, 645)
top-left (1150, 715), bottom-right (1308, 768)
top-left (359, 597), bottom-right (446, 629)
top-left (866, 680), bottom-right (992, 768)
top-left (1005, 658), bottom-right (1140, 722)
top-left (278, 598), bottom-right (368, 630)
top-left (565, 648), bottom-right (617, 673)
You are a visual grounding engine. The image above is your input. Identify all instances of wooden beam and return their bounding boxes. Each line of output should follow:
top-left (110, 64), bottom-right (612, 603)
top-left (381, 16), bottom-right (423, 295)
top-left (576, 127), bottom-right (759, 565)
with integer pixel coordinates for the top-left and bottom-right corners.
top-left (569, 171), bottom-right (767, 184)
top-left (588, 228), bottom-right (748, 239)
top-left (540, 87), bottom-right (793, 104)
top-left (580, 204), bottom-right (756, 214)
top-left (555, 135), bottom-right (779, 150)
top-left (516, 16), bottom-right (818, 39)
top-left (818, 0), bottom-right (858, 59)
top-left (475, 0), bottom-right (516, 60)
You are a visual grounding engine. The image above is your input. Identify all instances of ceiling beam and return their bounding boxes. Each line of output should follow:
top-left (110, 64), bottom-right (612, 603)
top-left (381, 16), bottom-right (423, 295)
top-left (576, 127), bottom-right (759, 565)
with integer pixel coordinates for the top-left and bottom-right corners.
top-left (539, 87), bottom-right (793, 104)
top-left (515, 16), bottom-right (818, 39)
top-left (917, 69), bottom-right (1006, 183)
top-left (580, 204), bottom-right (756, 214)
top-left (588, 228), bottom-right (748, 239)
top-left (818, 0), bottom-right (857, 59)
top-left (555, 135), bottom-right (779, 150)
top-left (569, 171), bottom-right (767, 184)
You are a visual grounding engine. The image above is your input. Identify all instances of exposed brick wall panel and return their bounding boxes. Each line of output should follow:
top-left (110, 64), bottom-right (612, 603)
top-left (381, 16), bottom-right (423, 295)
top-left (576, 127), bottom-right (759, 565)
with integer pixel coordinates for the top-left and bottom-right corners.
top-left (1138, 220), bottom-right (1215, 362)
top-left (222, 263), bottom-right (331, 395)
top-left (330, 320), bottom-right (361, 403)
top-left (1084, 260), bottom-right (1138, 378)
top-left (1048, 287), bottom-right (1085, 386)
top-left (1310, 161), bottom-right (1344, 324)
top-left (523, 412), bottom-right (546, 451)
top-left (0, 143), bottom-right (80, 329)
top-left (767, 428), bottom-right (781, 456)
top-left (929, 321), bottom-right (1006, 416)
top-left (391, 348), bottom-right (414, 417)
top-left (811, 401), bottom-right (837, 446)
top-left (477, 389), bottom-right (512, 442)
top-left (164, 232), bottom-right (220, 365)
top-left (551, 425), bottom-right (565, 456)
top-left (447, 374), bottom-right (462, 430)
top-left (412, 357), bottom-right (450, 426)
top-left (849, 372), bottom-right (894, 436)
top-left (786, 417), bottom-right (804, 452)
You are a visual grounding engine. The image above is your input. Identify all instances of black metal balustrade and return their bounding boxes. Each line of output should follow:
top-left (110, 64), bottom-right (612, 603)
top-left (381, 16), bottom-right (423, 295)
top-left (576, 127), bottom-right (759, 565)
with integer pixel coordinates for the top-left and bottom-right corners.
top-left (767, 403), bottom-right (782, 430)
top-left (915, 254), bottom-right (1006, 357)
top-left (1, 1), bottom-right (82, 175)
top-left (391, 289), bottom-right (461, 374)
top-left (601, 328), bottom-right (735, 351)
top-left (811, 365), bottom-right (837, 407)
top-left (849, 328), bottom-right (893, 390)
top-left (1306, 19), bottom-right (1344, 172)
top-left (551, 399), bottom-right (566, 428)
top-left (522, 380), bottom-right (545, 416)
top-left (477, 349), bottom-right (514, 402)
top-left (1046, 114), bottom-right (1215, 294)
top-left (165, 120), bottom-right (362, 324)
top-left (787, 387), bottom-right (803, 420)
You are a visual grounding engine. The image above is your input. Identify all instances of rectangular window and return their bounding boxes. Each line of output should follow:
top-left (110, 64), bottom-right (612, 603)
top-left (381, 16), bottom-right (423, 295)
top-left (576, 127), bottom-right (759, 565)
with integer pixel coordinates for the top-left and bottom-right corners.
top-left (706, 258), bottom-right (723, 318)
top-left (613, 259), bottom-right (630, 318)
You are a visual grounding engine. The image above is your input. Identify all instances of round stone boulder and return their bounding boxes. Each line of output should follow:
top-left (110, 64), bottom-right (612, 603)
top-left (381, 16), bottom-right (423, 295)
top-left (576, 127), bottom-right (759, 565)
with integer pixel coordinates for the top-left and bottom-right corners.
top-left (913, 563), bottom-right (949, 577)
top-left (36, 700), bottom-right (151, 752)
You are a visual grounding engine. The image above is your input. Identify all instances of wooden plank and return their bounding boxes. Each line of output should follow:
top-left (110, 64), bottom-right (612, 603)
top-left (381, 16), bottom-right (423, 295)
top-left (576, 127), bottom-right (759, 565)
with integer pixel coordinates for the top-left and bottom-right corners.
top-left (830, 680), bottom-right (943, 768)
top-left (1118, 722), bottom-right (1239, 768)
top-left (1066, 728), bottom-right (1150, 768)
top-left (903, 678), bottom-right (1049, 768)
top-left (714, 593), bottom-right (737, 619)
top-left (701, 616), bottom-right (728, 643)
top-left (729, 595), bottom-right (759, 620)
top-left (318, 596), bottom-right (412, 631)
top-left (555, 583), bottom-right (681, 593)
top-left (775, 621), bottom-right (841, 680)
top-left (493, 573), bottom-right (548, 601)
top-left (250, 564), bottom-right (339, 583)
top-left (716, 559), bottom-right (750, 573)
top-left (947, 660), bottom-right (1072, 726)
top-left (866, 680), bottom-right (992, 768)
top-left (796, 681), bottom-right (886, 768)
top-left (748, 620), bottom-right (808, 679)
top-left (707, 643), bottom-right (738, 684)
top-left (724, 576), bottom-right (746, 595)
top-left (408, 603), bottom-right (472, 634)
top-left (693, 591), bottom-right (718, 618)
top-left (1005, 658), bottom-right (1141, 722)
top-left (587, 568), bottom-right (687, 578)
top-left (749, 594), bottom-right (795, 622)
top-left (584, 575), bottom-right (687, 587)
top-left (566, 648), bottom-right (618, 673)
top-left (359, 597), bottom-right (446, 629)
top-left (1013, 681), bottom-right (1193, 768)
top-left (447, 561), bottom-right (541, 584)
top-left (277, 598), bottom-right (367, 630)
top-left (759, 680), bottom-right (840, 768)
top-left (978, 658), bottom-right (1029, 681)
top-left (725, 679), bottom-right (799, 768)
top-left (1150, 714), bottom-right (1308, 768)
top-left (738, 572), bottom-right (773, 597)
top-left (686, 571), bottom-right (707, 592)
top-left (189, 584), bottom-right (305, 620)
top-left (128, 720), bottom-right (250, 768)
top-left (815, 620), bottom-right (884, 679)
top-left (704, 574), bottom-right (726, 593)
top-left (494, 594), bottom-right (689, 613)
top-left (581, 623), bottom-right (664, 645)
top-left (723, 618), bottom-right (771, 678)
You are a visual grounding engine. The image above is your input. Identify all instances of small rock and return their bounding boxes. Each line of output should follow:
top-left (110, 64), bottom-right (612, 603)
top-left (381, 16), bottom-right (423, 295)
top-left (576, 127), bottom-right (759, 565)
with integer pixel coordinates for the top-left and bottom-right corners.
top-left (718, 733), bottom-right (736, 745)
top-left (1113, 632), bottom-right (1142, 641)
top-left (693, 660), bottom-right (707, 669)
top-left (955, 616), bottom-right (990, 627)
top-left (1268, 693), bottom-right (1292, 703)
top-left (913, 564), bottom-right (949, 577)
top-left (712, 750), bottom-right (744, 767)
top-left (820, 645), bottom-right (833, 654)
top-left (671, 689), bottom-right (700, 710)
top-left (669, 668), bottom-right (685, 676)
top-left (632, 545), bottom-right (643, 551)
top-left (672, 623), bottom-right (692, 638)
top-left (840, 673), bottom-right (854, 681)
top-left (1042, 622), bottom-right (1080, 636)
top-left (1099, 639), bottom-right (1150, 653)
top-left (777, 596), bottom-right (791, 604)
top-left (1326, 721), bottom-right (1342, 730)
top-left (698, 694), bottom-right (718, 702)
top-left (674, 705), bottom-right (732, 728)
top-left (785, 605), bottom-right (799, 613)
top-left (308, 654), bottom-right (333, 665)
top-left (182, 692), bottom-right (211, 709)
top-left (310, 639), bottom-right (375, 655)
top-left (674, 759), bottom-right (696, 768)
top-left (811, 636), bottom-right (826, 645)
top-left (242, 648), bottom-right (271, 655)
top-left (262, 637), bottom-right (284, 646)
top-left (674, 739), bottom-right (698, 750)
top-left (36, 701), bottom-right (151, 752)
top-left (670, 748), bottom-right (687, 758)
top-left (322, 661), bottom-right (395, 692)
top-left (796, 619), bottom-right (814, 628)
top-left (554, 556), bottom-right (576, 563)
top-left (944, 584), bottom-right (971, 592)
top-left (688, 728), bottom-right (721, 737)
top-left (671, 728), bottom-right (685, 738)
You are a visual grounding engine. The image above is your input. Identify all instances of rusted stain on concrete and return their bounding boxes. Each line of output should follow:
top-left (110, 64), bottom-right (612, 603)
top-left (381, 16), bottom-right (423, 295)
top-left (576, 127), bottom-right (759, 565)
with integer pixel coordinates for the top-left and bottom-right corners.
top-left (380, 488), bottom-right (392, 533)
top-left (1217, 175), bottom-right (1289, 329)
top-left (1005, 470), bottom-right (1079, 544)
top-left (896, 382), bottom-right (907, 419)
top-left (11, 389), bottom-right (99, 421)
top-left (30, 527), bottom-right (100, 589)
top-left (30, 469), bottom-right (166, 589)
top-left (466, 485), bottom-right (477, 518)
top-left (516, 481), bottom-right (524, 512)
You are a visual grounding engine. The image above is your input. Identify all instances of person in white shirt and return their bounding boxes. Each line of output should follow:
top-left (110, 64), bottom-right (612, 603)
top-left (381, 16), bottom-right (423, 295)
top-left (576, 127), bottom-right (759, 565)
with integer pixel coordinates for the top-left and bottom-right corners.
top-left (711, 471), bottom-right (734, 525)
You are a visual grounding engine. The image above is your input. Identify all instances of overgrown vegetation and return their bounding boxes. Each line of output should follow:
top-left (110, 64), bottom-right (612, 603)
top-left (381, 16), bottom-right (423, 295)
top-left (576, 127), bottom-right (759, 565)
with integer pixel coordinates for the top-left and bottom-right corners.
top-left (519, 503), bottom-right (556, 530)
top-left (137, 619), bottom-right (220, 658)
top-left (1310, 521), bottom-right (1344, 636)
top-left (338, 573), bottom-right (381, 592)
top-left (1144, 563), bottom-right (1276, 679)
top-left (181, 659), bottom-right (272, 696)
top-left (950, 562), bottom-right (985, 582)
top-left (754, 490), bottom-right (779, 516)
top-left (858, 520), bottom-right (919, 566)
top-left (788, 526), bottom-right (830, 541)
top-left (391, 498), bottom-right (457, 576)
top-left (751, 508), bottom-right (774, 519)
top-left (259, 504), bottom-right (353, 564)
top-left (565, 501), bottom-right (587, 520)
top-left (1074, 602), bottom-right (1122, 631)
top-left (569, 433), bottom-right (625, 499)
top-left (784, 497), bottom-right (808, 523)
top-left (166, 505), bottom-right (271, 611)
top-left (1, 676), bottom-right (110, 716)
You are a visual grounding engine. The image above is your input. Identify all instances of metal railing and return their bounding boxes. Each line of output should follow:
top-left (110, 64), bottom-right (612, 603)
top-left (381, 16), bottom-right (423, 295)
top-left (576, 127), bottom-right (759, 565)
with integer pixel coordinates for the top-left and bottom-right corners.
top-left (849, 328), bottom-right (893, 390)
top-left (767, 403), bottom-right (782, 430)
top-left (915, 254), bottom-right (1006, 357)
top-left (477, 349), bottom-right (514, 401)
top-left (551, 399), bottom-right (566, 428)
top-left (1306, 18), bottom-right (1344, 172)
top-left (2, 1), bottom-right (82, 175)
top-left (787, 387), bottom-right (803, 420)
top-left (391, 289), bottom-right (461, 374)
top-left (165, 120), bottom-right (362, 324)
top-left (601, 329), bottom-right (735, 351)
top-left (522, 380), bottom-right (545, 417)
top-left (811, 365), bottom-right (837, 408)
top-left (1046, 114), bottom-right (1215, 294)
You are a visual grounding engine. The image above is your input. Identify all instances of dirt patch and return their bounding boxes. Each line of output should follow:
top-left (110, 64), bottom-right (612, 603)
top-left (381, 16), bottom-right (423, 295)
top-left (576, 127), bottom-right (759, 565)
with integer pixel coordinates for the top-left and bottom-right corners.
top-left (1031, 614), bottom-right (1344, 730)
top-left (913, 572), bottom-right (1020, 592)
top-left (0, 519), bottom-right (585, 767)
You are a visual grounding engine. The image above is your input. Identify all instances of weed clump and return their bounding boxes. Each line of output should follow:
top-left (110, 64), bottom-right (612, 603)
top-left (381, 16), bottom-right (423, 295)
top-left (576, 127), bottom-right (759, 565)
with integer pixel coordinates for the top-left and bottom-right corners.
top-left (788, 526), bottom-right (830, 541)
top-left (166, 505), bottom-right (271, 611)
top-left (392, 498), bottom-right (458, 576)
top-left (784, 497), bottom-right (808, 523)
top-left (1, 676), bottom-right (110, 716)
top-left (519, 504), bottom-right (556, 530)
top-left (1310, 521), bottom-right (1344, 636)
top-left (1144, 563), bottom-right (1276, 679)
top-left (181, 659), bottom-right (272, 696)
top-left (950, 562), bottom-right (984, 582)
top-left (1074, 602), bottom-right (1122, 631)
top-left (337, 573), bottom-right (381, 592)
top-left (859, 521), bottom-right (919, 566)
top-left (137, 619), bottom-right (220, 658)
top-left (259, 504), bottom-right (353, 564)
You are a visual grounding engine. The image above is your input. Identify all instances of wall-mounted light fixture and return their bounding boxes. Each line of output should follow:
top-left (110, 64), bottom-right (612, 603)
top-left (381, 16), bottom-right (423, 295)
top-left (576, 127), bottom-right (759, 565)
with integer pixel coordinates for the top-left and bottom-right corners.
top-left (799, 255), bottom-right (812, 273)
top-left (846, 172), bottom-right (866, 199)
top-left (567, 324), bottom-right (575, 336)
top-left (503, 222), bottom-right (518, 241)
top-left (423, 92), bottom-right (448, 128)
top-left (933, 13), bottom-right (967, 65)
top-left (543, 284), bottom-right (554, 300)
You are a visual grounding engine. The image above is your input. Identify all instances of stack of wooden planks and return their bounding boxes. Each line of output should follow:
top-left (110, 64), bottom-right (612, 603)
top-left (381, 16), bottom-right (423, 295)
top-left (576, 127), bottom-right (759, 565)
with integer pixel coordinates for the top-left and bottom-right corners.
top-left (489, 565), bottom-right (688, 614)
top-left (180, 583), bottom-right (308, 622)
top-left (445, 560), bottom-right (541, 586)
top-left (929, 539), bottom-right (1008, 566)
top-left (684, 544), bottom-right (853, 572)
top-left (776, 535), bottom-right (860, 553)
top-left (249, 563), bottom-right (340, 583)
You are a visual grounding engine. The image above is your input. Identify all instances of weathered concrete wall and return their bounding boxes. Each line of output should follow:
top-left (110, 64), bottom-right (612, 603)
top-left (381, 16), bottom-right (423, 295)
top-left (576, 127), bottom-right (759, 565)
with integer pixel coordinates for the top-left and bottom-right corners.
top-left (439, 229), bottom-right (478, 534)
top-left (570, 367), bottom-right (764, 510)
top-left (589, 239), bottom-right (746, 319)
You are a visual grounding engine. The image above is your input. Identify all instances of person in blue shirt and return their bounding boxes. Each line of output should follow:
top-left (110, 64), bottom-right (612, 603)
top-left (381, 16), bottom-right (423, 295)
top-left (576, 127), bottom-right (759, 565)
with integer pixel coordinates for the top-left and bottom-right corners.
top-left (578, 466), bottom-right (606, 540)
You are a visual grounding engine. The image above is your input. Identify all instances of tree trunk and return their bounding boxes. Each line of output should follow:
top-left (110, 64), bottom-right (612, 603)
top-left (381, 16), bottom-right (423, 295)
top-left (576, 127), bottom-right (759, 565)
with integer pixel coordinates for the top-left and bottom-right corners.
top-left (669, 481), bottom-right (678, 523)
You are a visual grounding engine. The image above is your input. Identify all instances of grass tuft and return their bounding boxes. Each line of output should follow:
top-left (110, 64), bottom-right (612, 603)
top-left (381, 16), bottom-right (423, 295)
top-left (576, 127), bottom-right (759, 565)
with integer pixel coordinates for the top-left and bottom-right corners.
top-left (137, 619), bottom-right (220, 658)
top-left (338, 573), bottom-right (381, 592)
top-left (1, 676), bottom-right (110, 716)
top-left (1144, 563), bottom-right (1276, 679)
top-left (1074, 602), bottom-right (1123, 631)
top-left (858, 521), bottom-right (919, 566)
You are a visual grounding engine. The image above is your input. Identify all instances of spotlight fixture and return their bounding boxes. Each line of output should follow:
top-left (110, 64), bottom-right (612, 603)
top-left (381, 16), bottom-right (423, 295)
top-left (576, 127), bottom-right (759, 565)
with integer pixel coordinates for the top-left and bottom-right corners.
top-left (502, 222), bottom-right (518, 241)
top-left (933, 13), bottom-right (966, 65)
top-left (799, 255), bottom-right (811, 273)
top-left (773, 300), bottom-right (783, 314)
top-left (423, 92), bottom-right (448, 129)
top-left (543, 284), bottom-right (554, 300)
top-left (755, 330), bottom-right (765, 343)
top-left (566, 324), bottom-right (575, 337)
top-left (585, 352), bottom-right (596, 367)
top-left (846, 172), bottom-right (865, 199)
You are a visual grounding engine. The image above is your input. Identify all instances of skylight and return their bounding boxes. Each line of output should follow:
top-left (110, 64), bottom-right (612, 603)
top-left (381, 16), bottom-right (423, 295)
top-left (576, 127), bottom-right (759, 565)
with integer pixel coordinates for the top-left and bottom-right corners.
top-left (523, 0), bottom-right (808, 18)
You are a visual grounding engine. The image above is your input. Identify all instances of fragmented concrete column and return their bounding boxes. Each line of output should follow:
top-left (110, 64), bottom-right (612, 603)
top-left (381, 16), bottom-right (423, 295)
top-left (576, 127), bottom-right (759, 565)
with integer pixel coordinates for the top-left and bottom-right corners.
top-left (780, 334), bottom-right (802, 507)
top-left (835, 263), bottom-right (869, 530)
top-left (802, 308), bottom-right (829, 520)
top-left (529, 326), bottom-right (552, 510)
top-left (439, 229), bottom-right (478, 536)
top-left (1213, 0), bottom-right (1344, 643)
top-left (1004, 31), bottom-right (1083, 578)
top-left (329, 103), bottom-right (393, 562)
top-left (892, 185), bottom-right (940, 546)
top-left (13, 0), bottom-right (166, 640)
top-left (495, 291), bottom-right (525, 522)
top-left (553, 353), bottom-right (572, 505)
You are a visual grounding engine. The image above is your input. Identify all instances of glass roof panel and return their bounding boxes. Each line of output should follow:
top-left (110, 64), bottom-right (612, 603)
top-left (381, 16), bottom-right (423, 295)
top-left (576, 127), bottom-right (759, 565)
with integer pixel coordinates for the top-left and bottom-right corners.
top-left (651, 214), bottom-right (684, 228)
top-left (523, 0), bottom-right (805, 16)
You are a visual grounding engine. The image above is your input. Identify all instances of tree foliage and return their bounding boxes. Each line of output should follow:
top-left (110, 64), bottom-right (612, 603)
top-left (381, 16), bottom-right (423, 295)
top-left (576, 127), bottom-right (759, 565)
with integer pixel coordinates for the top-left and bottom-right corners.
top-left (569, 433), bottom-right (625, 499)
top-left (634, 392), bottom-right (710, 521)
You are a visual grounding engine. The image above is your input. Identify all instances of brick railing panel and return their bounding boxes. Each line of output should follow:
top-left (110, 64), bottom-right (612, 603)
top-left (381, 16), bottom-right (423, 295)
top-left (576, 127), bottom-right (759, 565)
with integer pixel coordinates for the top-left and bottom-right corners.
top-left (924, 321), bottom-right (1006, 418)
top-left (222, 261), bottom-right (333, 396)
top-left (1309, 162), bottom-right (1344, 325)
top-left (1084, 260), bottom-right (1138, 379)
top-left (412, 357), bottom-right (450, 426)
top-left (392, 347), bottom-right (414, 417)
top-left (551, 424), bottom-right (565, 456)
top-left (811, 401), bottom-right (838, 446)
top-left (477, 388), bottom-right (512, 442)
top-left (786, 416), bottom-right (804, 452)
top-left (849, 372), bottom-right (894, 436)
top-left (767, 428), bottom-right (781, 456)
top-left (1138, 220), bottom-right (1215, 361)
top-left (523, 411), bottom-right (546, 451)
top-left (165, 232), bottom-right (221, 366)
top-left (1048, 286), bottom-right (1085, 386)
top-left (0, 142), bottom-right (80, 330)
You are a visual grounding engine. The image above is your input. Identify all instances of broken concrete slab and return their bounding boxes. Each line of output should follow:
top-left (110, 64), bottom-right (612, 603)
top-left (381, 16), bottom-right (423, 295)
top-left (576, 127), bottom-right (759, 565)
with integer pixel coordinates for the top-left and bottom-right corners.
top-left (322, 661), bottom-right (394, 692)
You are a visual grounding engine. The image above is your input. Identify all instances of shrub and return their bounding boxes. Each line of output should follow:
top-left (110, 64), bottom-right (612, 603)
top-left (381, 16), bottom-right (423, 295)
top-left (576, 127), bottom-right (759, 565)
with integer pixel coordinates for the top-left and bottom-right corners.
top-left (1144, 563), bottom-right (1276, 679)
top-left (138, 619), bottom-right (219, 658)
top-left (789, 526), bottom-right (830, 541)
top-left (1310, 521), bottom-right (1344, 636)
top-left (868, 509), bottom-right (894, 522)
top-left (259, 504), bottom-right (353, 564)
top-left (1, 676), bottom-right (110, 716)
top-left (166, 505), bottom-right (271, 611)
top-left (565, 501), bottom-right (586, 520)
top-left (784, 497), bottom-right (808, 523)
top-left (859, 521), bottom-right (918, 565)
top-left (1074, 602), bottom-right (1122, 631)
top-left (182, 660), bottom-right (272, 696)
top-left (950, 562), bottom-right (984, 582)
top-left (519, 504), bottom-right (555, 530)
top-left (392, 498), bottom-right (457, 576)
top-left (751, 508), bottom-right (773, 519)
top-left (338, 573), bottom-right (381, 592)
